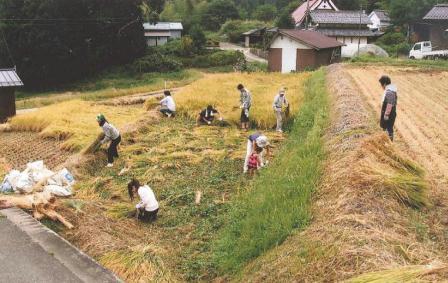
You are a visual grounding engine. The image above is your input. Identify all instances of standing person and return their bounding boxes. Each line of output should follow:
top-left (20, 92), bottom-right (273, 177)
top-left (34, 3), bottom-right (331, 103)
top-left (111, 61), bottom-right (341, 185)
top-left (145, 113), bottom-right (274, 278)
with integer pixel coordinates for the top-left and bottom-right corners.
top-left (197, 105), bottom-right (222, 126)
top-left (97, 114), bottom-right (121, 167)
top-left (237, 84), bottom-right (252, 131)
top-left (379, 75), bottom-right (398, 141)
top-left (243, 132), bottom-right (270, 173)
top-left (273, 87), bottom-right (289, 133)
top-left (160, 90), bottom-right (176, 117)
top-left (128, 179), bottom-right (159, 223)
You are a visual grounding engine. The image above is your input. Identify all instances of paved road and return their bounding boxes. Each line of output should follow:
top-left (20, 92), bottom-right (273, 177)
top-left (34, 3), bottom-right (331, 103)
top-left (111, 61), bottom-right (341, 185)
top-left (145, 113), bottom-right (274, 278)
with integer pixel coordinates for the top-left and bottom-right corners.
top-left (219, 42), bottom-right (268, 63)
top-left (0, 208), bottom-right (121, 283)
top-left (0, 216), bottom-right (82, 283)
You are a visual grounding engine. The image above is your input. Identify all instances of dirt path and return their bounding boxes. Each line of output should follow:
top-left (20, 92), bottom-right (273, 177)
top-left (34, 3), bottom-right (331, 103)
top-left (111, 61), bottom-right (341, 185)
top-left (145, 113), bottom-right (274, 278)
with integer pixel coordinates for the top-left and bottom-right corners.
top-left (219, 42), bottom-right (268, 63)
top-left (346, 66), bottom-right (448, 187)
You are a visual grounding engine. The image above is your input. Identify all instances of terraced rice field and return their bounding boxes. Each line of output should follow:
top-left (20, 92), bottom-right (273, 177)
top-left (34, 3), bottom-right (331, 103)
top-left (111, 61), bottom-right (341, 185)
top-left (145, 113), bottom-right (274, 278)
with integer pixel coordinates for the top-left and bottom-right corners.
top-left (346, 66), bottom-right (448, 187)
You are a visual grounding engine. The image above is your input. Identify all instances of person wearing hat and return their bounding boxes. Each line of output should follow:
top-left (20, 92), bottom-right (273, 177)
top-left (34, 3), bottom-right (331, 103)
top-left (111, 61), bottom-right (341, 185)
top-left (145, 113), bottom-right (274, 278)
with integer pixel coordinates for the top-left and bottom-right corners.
top-left (160, 90), bottom-right (176, 118)
top-left (243, 132), bottom-right (270, 173)
top-left (273, 87), bottom-right (289, 133)
top-left (97, 114), bottom-right (121, 167)
top-left (237, 84), bottom-right (252, 131)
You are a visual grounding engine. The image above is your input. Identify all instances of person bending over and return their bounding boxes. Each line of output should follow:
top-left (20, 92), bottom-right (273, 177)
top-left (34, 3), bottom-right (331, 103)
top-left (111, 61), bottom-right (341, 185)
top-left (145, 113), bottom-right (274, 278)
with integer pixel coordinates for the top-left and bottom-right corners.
top-left (160, 90), bottom-right (176, 118)
top-left (197, 105), bottom-right (222, 126)
top-left (97, 114), bottom-right (121, 168)
top-left (128, 179), bottom-right (159, 223)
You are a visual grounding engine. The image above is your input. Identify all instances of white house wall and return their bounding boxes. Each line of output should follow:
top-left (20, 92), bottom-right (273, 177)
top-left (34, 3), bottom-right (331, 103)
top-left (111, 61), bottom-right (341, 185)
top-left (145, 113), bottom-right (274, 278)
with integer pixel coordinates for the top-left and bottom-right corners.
top-left (332, 36), bottom-right (368, 57)
top-left (271, 36), bottom-right (311, 73)
top-left (368, 13), bottom-right (381, 30)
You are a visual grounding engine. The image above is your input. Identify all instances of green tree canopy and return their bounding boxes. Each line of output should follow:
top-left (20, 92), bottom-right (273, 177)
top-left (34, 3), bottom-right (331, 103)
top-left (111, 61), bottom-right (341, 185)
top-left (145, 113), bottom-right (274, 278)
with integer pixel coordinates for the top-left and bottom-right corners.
top-left (201, 0), bottom-right (240, 31)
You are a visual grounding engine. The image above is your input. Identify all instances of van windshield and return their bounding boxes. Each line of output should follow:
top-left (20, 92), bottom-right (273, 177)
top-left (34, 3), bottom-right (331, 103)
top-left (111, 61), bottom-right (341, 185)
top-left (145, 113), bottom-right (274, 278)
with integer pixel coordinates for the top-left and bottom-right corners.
top-left (414, 43), bottom-right (421, 50)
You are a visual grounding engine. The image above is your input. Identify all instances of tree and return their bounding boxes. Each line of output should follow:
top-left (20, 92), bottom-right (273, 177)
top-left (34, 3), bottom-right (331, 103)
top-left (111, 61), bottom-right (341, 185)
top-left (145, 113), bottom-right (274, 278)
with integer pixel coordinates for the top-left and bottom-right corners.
top-left (381, 0), bottom-right (448, 26)
top-left (0, 0), bottom-right (147, 89)
top-left (201, 0), bottom-right (240, 31)
top-left (189, 24), bottom-right (206, 52)
top-left (253, 4), bottom-right (277, 22)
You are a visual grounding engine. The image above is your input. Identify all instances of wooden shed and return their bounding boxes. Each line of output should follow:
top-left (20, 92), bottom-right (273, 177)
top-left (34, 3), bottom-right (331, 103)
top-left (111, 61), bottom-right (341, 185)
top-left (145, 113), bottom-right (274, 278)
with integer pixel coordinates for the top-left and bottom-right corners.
top-left (0, 69), bottom-right (23, 123)
top-left (268, 29), bottom-right (344, 73)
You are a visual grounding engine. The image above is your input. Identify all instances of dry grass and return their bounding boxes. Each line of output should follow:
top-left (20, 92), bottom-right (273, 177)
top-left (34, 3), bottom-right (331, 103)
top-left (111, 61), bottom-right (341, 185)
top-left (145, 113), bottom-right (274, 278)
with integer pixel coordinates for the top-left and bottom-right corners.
top-left (8, 100), bottom-right (146, 152)
top-left (100, 245), bottom-right (177, 282)
top-left (171, 72), bottom-right (310, 128)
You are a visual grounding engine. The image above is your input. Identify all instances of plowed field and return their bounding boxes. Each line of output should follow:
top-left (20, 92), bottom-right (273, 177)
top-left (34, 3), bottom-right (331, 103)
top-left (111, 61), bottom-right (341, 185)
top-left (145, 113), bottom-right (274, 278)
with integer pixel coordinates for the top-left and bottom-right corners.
top-left (346, 66), bottom-right (448, 187)
top-left (0, 132), bottom-right (71, 170)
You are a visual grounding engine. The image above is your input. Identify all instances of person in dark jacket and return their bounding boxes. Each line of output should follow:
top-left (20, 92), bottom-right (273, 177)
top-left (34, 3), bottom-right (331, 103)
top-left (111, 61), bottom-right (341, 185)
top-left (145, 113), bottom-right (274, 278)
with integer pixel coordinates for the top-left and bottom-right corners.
top-left (196, 105), bottom-right (222, 126)
top-left (97, 114), bottom-right (121, 167)
top-left (379, 75), bottom-right (398, 141)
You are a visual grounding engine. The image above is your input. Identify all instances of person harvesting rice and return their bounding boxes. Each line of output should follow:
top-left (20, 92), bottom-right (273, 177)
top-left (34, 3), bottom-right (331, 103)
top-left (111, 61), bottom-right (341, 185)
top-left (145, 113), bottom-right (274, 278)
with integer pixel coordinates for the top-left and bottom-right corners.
top-left (273, 87), bottom-right (289, 133)
top-left (237, 84), bottom-right (252, 131)
top-left (128, 179), bottom-right (159, 223)
top-left (96, 114), bottom-right (121, 168)
top-left (160, 90), bottom-right (176, 118)
top-left (196, 105), bottom-right (223, 126)
top-left (243, 132), bottom-right (270, 173)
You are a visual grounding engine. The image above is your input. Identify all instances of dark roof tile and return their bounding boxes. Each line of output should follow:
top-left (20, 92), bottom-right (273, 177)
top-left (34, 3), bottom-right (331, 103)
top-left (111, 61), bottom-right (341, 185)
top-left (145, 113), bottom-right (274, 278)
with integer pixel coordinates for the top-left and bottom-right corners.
top-left (423, 4), bottom-right (448, 20)
top-left (278, 29), bottom-right (344, 49)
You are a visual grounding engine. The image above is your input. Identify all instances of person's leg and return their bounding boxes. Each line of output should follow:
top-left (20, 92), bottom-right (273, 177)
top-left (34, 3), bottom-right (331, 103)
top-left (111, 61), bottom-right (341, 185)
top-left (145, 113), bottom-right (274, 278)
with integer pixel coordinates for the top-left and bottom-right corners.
top-left (111, 136), bottom-right (121, 158)
top-left (243, 140), bottom-right (252, 173)
top-left (148, 209), bottom-right (158, 222)
top-left (276, 110), bottom-right (283, 131)
top-left (107, 143), bottom-right (114, 164)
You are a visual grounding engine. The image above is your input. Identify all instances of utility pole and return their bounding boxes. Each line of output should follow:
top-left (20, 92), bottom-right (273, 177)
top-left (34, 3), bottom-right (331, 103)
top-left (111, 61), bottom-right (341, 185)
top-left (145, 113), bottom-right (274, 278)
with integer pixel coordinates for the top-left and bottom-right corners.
top-left (357, 3), bottom-right (362, 57)
top-left (305, 0), bottom-right (310, 29)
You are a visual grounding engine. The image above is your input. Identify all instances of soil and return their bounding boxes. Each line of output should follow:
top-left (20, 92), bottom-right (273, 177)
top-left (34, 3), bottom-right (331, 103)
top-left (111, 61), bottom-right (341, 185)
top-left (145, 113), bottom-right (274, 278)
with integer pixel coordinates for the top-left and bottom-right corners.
top-left (0, 131), bottom-right (71, 170)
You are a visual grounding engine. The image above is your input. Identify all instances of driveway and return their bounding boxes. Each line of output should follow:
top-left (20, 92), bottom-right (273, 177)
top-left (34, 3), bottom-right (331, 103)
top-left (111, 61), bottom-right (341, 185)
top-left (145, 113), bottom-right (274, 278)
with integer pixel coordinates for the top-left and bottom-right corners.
top-left (219, 42), bottom-right (268, 63)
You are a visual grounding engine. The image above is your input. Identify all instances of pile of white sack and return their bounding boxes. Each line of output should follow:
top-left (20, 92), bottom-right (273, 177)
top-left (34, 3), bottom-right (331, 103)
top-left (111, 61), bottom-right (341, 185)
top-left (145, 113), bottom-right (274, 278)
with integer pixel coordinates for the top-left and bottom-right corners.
top-left (1, 160), bottom-right (74, 197)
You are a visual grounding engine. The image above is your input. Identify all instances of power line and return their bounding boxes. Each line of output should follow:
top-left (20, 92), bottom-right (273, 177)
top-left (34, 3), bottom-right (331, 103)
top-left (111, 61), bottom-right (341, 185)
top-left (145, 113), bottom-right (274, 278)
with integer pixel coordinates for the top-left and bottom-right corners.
top-left (0, 26), bottom-right (15, 67)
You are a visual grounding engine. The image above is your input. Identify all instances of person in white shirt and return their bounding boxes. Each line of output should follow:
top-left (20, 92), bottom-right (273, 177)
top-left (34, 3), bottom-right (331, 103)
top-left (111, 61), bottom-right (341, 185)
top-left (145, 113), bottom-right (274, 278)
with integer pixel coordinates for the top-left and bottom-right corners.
top-left (160, 90), bottom-right (176, 118)
top-left (128, 179), bottom-right (159, 223)
top-left (97, 114), bottom-right (121, 168)
top-left (272, 88), bottom-right (289, 133)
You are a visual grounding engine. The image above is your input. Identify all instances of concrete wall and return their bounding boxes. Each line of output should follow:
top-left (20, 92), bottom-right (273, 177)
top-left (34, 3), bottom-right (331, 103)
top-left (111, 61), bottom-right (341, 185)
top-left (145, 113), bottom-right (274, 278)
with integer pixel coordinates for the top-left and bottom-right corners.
top-left (270, 35), bottom-right (311, 73)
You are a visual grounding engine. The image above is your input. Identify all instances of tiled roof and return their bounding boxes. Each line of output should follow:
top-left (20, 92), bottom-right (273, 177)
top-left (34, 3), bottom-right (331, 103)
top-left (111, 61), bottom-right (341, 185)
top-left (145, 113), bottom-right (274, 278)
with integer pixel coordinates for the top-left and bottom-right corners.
top-left (372, 10), bottom-right (390, 22)
top-left (317, 28), bottom-right (384, 37)
top-left (278, 29), bottom-right (344, 49)
top-left (311, 10), bottom-right (372, 25)
top-left (423, 4), bottom-right (448, 20)
top-left (143, 22), bottom-right (183, 31)
top-left (0, 69), bottom-right (23, 88)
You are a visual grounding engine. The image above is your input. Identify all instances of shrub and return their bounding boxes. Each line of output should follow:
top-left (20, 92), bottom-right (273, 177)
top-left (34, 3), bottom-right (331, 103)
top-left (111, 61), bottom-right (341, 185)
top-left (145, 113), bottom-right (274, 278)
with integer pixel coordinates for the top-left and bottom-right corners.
top-left (219, 20), bottom-right (265, 43)
top-left (376, 31), bottom-right (411, 57)
top-left (181, 50), bottom-right (245, 68)
top-left (132, 52), bottom-right (183, 73)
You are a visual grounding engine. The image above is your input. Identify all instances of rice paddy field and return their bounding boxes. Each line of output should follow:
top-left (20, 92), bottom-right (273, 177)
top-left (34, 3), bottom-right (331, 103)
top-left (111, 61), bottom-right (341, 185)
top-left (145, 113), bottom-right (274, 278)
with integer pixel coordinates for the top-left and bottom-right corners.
top-left (3, 62), bottom-right (448, 282)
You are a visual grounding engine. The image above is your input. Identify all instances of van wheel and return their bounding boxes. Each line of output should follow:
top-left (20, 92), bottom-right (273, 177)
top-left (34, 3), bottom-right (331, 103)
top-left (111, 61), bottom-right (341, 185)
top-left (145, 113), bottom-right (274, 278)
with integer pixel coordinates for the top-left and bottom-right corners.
top-left (409, 56), bottom-right (415, 60)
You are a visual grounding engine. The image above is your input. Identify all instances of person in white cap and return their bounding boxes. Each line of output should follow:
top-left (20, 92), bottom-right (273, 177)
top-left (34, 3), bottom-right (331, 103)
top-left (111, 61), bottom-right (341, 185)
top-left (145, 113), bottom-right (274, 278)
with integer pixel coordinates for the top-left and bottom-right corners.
top-left (243, 132), bottom-right (270, 173)
top-left (273, 87), bottom-right (289, 133)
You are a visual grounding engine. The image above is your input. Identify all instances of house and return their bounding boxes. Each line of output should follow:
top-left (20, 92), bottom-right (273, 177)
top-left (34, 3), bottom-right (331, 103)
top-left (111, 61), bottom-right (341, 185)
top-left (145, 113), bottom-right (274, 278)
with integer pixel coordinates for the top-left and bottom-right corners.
top-left (308, 10), bottom-right (382, 57)
top-left (368, 10), bottom-right (391, 31)
top-left (0, 68), bottom-right (23, 123)
top-left (143, 22), bottom-right (183, 47)
top-left (422, 4), bottom-right (448, 49)
top-left (268, 29), bottom-right (343, 73)
top-left (243, 28), bottom-right (267, 48)
top-left (292, 0), bottom-right (339, 28)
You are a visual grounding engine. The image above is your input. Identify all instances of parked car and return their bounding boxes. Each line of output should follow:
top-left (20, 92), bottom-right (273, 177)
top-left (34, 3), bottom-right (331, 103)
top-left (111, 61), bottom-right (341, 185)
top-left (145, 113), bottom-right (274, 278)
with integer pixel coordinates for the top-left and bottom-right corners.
top-left (409, 41), bottom-right (448, 60)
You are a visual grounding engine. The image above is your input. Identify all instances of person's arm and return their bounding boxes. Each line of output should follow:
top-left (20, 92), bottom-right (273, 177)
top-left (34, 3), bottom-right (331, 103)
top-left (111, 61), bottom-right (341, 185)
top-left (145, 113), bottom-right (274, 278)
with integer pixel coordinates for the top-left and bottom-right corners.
top-left (284, 96), bottom-right (289, 108)
top-left (252, 140), bottom-right (257, 154)
top-left (383, 91), bottom-right (395, 120)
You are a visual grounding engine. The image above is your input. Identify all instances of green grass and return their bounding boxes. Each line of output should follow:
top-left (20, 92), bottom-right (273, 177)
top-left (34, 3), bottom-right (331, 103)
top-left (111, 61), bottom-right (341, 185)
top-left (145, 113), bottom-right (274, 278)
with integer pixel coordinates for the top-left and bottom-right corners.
top-left (212, 69), bottom-right (330, 274)
top-left (16, 68), bottom-right (202, 109)
top-left (349, 55), bottom-right (448, 70)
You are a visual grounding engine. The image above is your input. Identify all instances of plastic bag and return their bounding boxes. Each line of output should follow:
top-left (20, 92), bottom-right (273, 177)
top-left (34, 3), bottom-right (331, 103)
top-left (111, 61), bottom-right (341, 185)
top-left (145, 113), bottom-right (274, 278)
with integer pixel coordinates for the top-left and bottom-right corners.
top-left (26, 160), bottom-right (54, 183)
top-left (43, 185), bottom-right (72, 197)
top-left (15, 172), bottom-right (33, 193)
top-left (48, 168), bottom-right (75, 187)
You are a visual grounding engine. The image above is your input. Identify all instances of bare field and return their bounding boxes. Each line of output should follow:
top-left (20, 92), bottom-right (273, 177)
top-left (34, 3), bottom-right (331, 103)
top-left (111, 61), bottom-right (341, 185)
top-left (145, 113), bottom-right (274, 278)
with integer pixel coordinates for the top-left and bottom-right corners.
top-left (346, 66), bottom-right (448, 186)
top-left (0, 131), bottom-right (71, 171)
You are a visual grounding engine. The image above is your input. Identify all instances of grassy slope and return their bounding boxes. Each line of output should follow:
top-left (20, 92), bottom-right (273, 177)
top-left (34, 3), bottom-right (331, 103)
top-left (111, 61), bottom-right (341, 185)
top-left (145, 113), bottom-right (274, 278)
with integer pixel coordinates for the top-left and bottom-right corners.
top-left (16, 69), bottom-right (202, 109)
top-left (349, 55), bottom-right (448, 70)
top-left (212, 69), bottom-right (329, 274)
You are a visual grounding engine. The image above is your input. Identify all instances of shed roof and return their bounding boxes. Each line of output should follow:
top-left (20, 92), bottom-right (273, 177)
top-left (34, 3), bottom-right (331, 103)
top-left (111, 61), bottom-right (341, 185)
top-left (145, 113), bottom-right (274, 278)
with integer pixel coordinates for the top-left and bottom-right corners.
top-left (371, 10), bottom-right (391, 22)
top-left (143, 22), bottom-right (183, 31)
top-left (311, 10), bottom-right (372, 25)
top-left (0, 69), bottom-right (23, 88)
top-left (317, 28), bottom-right (384, 37)
top-left (423, 4), bottom-right (448, 20)
top-left (277, 29), bottom-right (344, 50)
